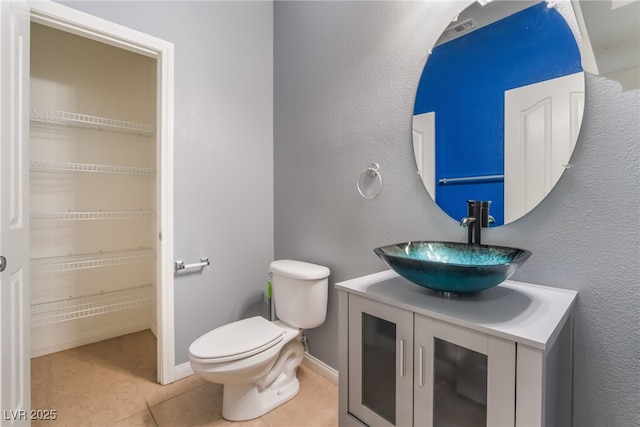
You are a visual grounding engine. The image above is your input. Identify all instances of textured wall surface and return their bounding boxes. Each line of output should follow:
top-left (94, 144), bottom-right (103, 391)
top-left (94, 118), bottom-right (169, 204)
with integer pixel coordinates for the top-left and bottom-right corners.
top-left (274, 1), bottom-right (639, 426)
top-left (58, 0), bottom-right (275, 365)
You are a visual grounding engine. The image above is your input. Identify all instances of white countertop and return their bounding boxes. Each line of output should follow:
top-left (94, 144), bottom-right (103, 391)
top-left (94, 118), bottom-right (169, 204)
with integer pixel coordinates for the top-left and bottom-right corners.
top-left (335, 269), bottom-right (577, 351)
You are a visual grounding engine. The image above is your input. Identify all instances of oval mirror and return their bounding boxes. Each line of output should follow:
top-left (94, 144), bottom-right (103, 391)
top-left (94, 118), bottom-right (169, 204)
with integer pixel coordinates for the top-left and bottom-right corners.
top-left (413, 1), bottom-right (585, 226)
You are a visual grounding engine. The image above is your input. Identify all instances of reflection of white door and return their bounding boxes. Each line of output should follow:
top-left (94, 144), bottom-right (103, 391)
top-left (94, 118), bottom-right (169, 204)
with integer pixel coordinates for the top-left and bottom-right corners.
top-left (504, 72), bottom-right (584, 223)
top-left (0, 0), bottom-right (31, 423)
top-left (412, 112), bottom-right (436, 198)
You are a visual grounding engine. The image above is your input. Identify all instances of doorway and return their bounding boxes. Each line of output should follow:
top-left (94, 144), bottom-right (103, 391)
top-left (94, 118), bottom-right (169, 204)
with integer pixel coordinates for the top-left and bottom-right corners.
top-left (1, 1), bottom-right (174, 421)
top-left (29, 0), bottom-right (175, 385)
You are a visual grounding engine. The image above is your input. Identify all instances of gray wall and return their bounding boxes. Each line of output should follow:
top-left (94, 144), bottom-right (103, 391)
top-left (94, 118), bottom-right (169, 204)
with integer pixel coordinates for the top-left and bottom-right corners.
top-left (57, 1), bottom-right (275, 365)
top-left (274, 1), bottom-right (639, 426)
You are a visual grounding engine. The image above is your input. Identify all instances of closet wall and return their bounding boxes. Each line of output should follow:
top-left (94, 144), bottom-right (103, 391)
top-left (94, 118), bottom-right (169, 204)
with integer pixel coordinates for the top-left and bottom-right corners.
top-left (29, 23), bottom-right (158, 357)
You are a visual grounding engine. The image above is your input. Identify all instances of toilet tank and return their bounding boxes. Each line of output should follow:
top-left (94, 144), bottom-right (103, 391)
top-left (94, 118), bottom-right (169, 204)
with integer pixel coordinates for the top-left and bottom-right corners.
top-left (269, 260), bottom-right (330, 329)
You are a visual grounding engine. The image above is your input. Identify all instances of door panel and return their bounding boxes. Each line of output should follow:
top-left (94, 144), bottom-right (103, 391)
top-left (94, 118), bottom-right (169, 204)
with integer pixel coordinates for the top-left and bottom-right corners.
top-left (348, 294), bottom-right (413, 427)
top-left (414, 316), bottom-right (515, 427)
top-left (504, 72), bottom-right (585, 223)
top-left (1, 0), bottom-right (30, 423)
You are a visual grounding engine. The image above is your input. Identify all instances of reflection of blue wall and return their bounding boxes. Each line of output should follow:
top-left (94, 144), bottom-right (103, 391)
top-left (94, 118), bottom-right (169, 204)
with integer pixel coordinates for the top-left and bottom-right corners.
top-left (414, 2), bottom-right (582, 225)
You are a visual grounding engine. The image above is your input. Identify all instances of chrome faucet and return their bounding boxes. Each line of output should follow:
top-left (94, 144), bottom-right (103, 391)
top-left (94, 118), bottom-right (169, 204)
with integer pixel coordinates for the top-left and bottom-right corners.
top-left (460, 200), bottom-right (494, 245)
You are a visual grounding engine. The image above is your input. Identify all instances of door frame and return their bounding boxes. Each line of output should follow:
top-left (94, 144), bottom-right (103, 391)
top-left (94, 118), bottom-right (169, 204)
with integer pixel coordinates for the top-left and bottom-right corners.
top-left (28, 0), bottom-right (175, 385)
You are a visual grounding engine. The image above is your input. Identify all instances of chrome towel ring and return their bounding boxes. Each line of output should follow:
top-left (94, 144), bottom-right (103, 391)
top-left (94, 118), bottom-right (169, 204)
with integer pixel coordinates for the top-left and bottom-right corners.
top-left (357, 163), bottom-right (382, 199)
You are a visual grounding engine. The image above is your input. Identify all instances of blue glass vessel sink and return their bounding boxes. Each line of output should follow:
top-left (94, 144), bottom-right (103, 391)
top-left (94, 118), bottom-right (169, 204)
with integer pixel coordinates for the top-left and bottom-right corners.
top-left (374, 241), bottom-right (532, 294)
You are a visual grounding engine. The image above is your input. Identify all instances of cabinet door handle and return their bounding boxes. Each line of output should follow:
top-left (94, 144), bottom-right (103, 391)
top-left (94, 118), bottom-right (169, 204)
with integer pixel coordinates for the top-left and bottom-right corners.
top-left (418, 345), bottom-right (424, 387)
top-left (399, 339), bottom-right (406, 377)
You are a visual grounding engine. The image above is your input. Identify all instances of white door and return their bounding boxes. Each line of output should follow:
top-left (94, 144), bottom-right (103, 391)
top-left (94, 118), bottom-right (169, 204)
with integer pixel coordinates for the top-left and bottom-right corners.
top-left (412, 112), bottom-right (436, 198)
top-left (0, 0), bottom-right (30, 424)
top-left (504, 72), bottom-right (585, 223)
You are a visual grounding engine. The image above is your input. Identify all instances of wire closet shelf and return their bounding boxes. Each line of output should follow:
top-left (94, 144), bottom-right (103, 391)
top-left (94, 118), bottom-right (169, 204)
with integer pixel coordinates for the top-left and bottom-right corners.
top-left (31, 210), bottom-right (155, 222)
top-left (31, 285), bottom-right (154, 327)
top-left (30, 160), bottom-right (156, 176)
top-left (31, 248), bottom-right (156, 274)
top-left (30, 107), bottom-right (155, 136)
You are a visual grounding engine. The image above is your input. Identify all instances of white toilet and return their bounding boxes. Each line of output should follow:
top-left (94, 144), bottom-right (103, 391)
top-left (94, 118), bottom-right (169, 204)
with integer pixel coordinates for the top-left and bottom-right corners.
top-left (189, 259), bottom-right (330, 421)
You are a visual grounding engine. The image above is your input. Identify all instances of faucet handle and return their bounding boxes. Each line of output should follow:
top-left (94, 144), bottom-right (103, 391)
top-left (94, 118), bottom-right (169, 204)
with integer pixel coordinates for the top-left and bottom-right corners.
top-left (460, 217), bottom-right (476, 228)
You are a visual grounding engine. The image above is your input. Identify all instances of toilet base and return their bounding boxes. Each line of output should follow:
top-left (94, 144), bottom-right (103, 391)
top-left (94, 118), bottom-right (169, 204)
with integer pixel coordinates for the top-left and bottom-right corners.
top-left (222, 375), bottom-right (300, 421)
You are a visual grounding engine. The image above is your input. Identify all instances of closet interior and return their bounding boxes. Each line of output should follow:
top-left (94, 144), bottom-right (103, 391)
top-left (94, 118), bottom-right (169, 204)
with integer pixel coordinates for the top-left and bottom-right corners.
top-left (29, 23), bottom-right (158, 357)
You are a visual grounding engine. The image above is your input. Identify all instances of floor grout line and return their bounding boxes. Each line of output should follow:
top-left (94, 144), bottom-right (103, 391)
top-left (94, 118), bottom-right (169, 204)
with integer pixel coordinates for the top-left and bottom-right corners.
top-left (146, 402), bottom-right (160, 427)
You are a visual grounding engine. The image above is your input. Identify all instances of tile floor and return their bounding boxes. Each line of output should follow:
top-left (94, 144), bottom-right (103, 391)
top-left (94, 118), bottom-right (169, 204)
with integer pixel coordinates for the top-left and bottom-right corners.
top-left (31, 330), bottom-right (338, 426)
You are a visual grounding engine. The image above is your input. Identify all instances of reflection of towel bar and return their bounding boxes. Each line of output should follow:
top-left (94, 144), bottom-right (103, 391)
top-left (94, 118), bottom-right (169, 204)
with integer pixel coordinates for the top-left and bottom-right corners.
top-left (175, 258), bottom-right (210, 271)
top-left (438, 174), bottom-right (504, 185)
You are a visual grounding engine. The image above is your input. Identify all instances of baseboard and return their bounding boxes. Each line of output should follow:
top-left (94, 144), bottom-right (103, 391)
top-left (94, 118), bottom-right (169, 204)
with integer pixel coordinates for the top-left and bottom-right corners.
top-left (150, 320), bottom-right (158, 338)
top-left (302, 352), bottom-right (339, 385)
top-left (31, 321), bottom-right (151, 358)
top-left (174, 360), bottom-right (194, 381)
top-left (173, 353), bottom-right (338, 385)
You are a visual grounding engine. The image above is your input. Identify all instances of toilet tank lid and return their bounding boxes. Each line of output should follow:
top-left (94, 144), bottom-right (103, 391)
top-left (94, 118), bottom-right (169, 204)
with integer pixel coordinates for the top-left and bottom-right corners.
top-left (269, 259), bottom-right (330, 280)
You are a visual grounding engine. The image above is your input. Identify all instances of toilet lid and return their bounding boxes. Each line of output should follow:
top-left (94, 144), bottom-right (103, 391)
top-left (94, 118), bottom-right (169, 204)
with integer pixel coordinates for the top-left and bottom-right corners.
top-left (189, 316), bottom-right (284, 361)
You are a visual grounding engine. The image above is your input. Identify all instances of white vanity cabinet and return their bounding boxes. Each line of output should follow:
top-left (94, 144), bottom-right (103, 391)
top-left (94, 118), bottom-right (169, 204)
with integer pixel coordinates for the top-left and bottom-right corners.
top-left (337, 270), bottom-right (577, 427)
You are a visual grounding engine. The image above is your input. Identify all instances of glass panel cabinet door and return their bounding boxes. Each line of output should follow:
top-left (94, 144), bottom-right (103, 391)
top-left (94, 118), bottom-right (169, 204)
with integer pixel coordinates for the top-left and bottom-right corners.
top-left (414, 315), bottom-right (516, 427)
top-left (348, 294), bottom-right (414, 427)
top-left (433, 338), bottom-right (488, 426)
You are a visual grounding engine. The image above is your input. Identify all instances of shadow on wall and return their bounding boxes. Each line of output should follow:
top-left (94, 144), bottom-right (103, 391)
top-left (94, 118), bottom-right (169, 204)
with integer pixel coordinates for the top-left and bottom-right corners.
top-left (238, 290), bottom-right (270, 321)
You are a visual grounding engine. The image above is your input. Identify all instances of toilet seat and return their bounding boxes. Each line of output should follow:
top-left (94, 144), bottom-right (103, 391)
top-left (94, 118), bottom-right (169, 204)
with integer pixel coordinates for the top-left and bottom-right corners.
top-left (189, 316), bottom-right (284, 363)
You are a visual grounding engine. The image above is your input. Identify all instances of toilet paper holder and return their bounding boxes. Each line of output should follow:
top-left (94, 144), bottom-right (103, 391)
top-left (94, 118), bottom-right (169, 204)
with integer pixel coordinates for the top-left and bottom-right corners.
top-left (175, 258), bottom-right (210, 271)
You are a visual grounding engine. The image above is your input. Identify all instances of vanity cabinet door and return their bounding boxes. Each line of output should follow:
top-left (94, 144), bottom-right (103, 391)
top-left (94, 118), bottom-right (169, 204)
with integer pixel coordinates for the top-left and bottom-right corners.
top-left (348, 294), bottom-right (414, 427)
top-left (414, 315), bottom-right (516, 427)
